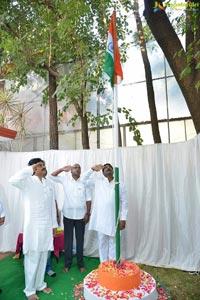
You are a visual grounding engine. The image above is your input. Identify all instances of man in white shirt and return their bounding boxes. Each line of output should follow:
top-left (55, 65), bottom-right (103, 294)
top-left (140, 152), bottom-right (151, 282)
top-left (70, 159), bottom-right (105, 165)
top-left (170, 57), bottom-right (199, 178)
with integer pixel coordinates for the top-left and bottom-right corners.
top-left (82, 163), bottom-right (128, 263)
top-left (50, 164), bottom-right (91, 273)
top-left (9, 158), bottom-right (57, 300)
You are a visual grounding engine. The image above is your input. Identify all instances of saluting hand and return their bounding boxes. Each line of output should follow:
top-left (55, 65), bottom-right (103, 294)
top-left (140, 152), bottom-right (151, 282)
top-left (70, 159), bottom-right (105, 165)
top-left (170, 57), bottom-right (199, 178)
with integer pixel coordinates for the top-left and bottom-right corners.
top-left (91, 164), bottom-right (104, 172)
top-left (62, 165), bottom-right (71, 172)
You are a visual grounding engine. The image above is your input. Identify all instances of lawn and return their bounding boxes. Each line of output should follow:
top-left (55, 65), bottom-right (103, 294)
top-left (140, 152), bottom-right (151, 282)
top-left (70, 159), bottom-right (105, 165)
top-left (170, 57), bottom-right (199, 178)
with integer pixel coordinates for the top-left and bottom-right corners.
top-left (139, 263), bottom-right (200, 300)
top-left (0, 253), bottom-right (199, 300)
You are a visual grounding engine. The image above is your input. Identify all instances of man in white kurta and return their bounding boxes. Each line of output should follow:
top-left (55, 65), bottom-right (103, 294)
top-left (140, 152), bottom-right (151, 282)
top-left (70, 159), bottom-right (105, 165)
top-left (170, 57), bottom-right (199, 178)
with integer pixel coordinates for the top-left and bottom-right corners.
top-left (9, 158), bottom-right (57, 300)
top-left (82, 163), bottom-right (128, 262)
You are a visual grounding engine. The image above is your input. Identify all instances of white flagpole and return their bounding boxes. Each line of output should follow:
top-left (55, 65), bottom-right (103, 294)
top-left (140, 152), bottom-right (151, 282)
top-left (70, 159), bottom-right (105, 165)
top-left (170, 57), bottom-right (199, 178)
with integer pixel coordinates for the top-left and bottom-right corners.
top-left (113, 83), bottom-right (120, 263)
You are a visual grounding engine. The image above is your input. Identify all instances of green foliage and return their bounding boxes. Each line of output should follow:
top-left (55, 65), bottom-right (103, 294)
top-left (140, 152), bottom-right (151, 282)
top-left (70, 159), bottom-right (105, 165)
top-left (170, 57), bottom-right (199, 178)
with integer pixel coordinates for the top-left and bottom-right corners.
top-left (0, 0), bottom-right (131, 85)
top-left (117, 107), bottom-right (143, 145)
top-left (65, 106), bottom-right (143, 146)
top-left (64, 113), bottom-right (79, 127)
top-left (195, 82), bottom-right (200, 91)
top-left (179, 40), bottom-right (200, 88)
top-left (180, 65), bottom-right (192, 79)
top-left (171, 14), bottom-right (186, 35)
top-left (41, 87), bottom-right (49, 106)
top-left (0, 1), bottom-right (132, 126)
top-left (196, 62), bottom-right (200, 70)
top-left (174, 6), bottom-right (200, 89)
top-left (87, 111), bottom-right (111, 128)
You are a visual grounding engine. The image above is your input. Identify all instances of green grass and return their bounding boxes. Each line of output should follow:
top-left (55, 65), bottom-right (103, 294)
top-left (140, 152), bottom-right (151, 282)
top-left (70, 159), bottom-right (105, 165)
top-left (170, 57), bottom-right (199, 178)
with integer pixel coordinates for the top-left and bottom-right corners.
top-left (139, 263), bottom-right (200, 300)
top-left (0, 254), bottom-right (199, 300)
top-left (0, 254), bottom-right (99, 300)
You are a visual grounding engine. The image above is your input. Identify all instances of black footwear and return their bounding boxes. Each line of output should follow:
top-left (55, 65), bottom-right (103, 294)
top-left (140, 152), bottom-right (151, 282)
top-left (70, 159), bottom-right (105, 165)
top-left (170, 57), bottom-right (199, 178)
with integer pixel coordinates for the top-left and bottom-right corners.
top-left (0, 288), bottom-right (2, 293)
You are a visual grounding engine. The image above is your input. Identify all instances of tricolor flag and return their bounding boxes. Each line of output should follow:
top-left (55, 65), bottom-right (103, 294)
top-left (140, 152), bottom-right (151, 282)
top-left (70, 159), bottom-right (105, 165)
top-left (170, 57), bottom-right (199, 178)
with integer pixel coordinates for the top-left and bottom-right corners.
top-left (103, 11), bottom-right (123, 87)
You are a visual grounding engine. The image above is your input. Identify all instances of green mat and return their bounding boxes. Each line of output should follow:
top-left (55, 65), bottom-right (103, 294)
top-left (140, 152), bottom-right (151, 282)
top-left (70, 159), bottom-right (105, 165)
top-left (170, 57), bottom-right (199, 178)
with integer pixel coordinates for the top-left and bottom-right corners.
top-left (0, 253), bottom-right (171, 300)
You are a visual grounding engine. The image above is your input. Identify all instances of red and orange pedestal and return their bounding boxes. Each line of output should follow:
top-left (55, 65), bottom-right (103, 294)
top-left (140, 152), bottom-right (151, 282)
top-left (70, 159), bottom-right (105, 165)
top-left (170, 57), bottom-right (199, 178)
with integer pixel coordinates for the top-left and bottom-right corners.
top-left (84, 260), bottom-right (158, 300)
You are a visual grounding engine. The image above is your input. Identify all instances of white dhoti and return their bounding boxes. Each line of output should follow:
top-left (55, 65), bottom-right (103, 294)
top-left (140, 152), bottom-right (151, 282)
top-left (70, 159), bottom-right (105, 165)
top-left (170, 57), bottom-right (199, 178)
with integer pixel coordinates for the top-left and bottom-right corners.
top-left (98, 232), bottom-right (116, 262)
top-left (23, 250), bottom-right (48, 297)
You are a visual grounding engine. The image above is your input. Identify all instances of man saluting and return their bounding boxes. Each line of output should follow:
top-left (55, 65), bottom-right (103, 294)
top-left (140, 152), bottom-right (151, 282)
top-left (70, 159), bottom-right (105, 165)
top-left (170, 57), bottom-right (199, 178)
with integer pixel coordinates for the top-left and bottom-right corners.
top-left (9, 158), bottom-right (57, 300)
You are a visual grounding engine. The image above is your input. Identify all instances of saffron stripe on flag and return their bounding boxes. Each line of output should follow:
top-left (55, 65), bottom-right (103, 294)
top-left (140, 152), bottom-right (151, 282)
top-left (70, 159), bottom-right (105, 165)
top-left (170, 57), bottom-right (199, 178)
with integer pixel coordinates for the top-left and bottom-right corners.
top-left (103, 11), bottom-right (123, 87)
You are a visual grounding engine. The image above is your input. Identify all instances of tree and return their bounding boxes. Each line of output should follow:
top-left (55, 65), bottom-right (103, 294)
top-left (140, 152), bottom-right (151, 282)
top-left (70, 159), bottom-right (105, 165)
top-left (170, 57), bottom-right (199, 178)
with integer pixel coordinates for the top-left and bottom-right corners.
top-left (0, 0), bottom-right (132, 149)
top-left (0, 0), bottom-right (60, 148)
top-left (143, 0), bottom-right (200, 133)
top-left (55, 1), bottom-right (132, 149)
top-left (133, 0), bottom-right (161, 143)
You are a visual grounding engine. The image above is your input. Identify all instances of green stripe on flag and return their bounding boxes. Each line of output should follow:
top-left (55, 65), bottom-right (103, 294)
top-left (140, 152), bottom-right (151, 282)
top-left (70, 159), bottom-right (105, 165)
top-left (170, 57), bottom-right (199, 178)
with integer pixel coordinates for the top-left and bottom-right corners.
top-left (103, 52), bottom-right (114, 87)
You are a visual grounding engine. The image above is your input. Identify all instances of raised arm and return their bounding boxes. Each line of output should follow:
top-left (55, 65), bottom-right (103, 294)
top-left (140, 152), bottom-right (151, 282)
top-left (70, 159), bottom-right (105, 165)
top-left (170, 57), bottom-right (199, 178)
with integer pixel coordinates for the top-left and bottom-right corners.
top-left (9, 166), bottom-right (34, 190)
top-left (91, 164), bottom-right (104, 172)
top-left (81, 164), bottom-right (104, 186)
top-left (51, 165), bottom-right (71, 176)
top-left (49, 165), bottom-right (71, 183)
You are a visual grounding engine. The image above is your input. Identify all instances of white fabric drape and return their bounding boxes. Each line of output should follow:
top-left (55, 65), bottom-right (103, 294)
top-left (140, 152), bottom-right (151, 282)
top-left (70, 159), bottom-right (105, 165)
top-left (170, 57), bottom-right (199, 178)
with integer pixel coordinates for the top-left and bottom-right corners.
top-left (0, 135), bottom-right (200, 271)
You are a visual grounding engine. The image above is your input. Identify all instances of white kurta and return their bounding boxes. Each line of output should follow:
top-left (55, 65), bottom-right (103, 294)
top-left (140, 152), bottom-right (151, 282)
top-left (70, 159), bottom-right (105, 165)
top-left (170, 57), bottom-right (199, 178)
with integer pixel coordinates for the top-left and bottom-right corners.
top-left (0, 201), bottom-right (5, 218)
top-left (9, 166), bottom-right (57, 254)
top-left (82, 169), bottom-right (128, 237)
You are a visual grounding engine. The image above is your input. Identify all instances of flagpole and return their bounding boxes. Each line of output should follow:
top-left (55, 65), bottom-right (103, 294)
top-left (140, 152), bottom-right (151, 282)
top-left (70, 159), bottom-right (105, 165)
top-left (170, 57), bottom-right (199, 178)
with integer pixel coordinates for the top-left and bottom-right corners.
top-left (103, 10), bottom-right (123, 264)
top-left (112, 10), bottom-right (120, 264)
top-left (113, 84), bottom-right (120, 264)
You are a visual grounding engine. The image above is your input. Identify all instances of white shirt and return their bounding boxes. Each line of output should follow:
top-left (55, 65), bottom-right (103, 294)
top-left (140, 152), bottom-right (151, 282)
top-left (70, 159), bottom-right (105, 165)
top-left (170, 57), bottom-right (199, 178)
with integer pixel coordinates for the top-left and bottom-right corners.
top-left (82, 169), bottom-right (128, 237)
top-left (49, 174), bottom-right (91, 220)
top-left (9, 166), bottom-right (57, 254)
top-left (0, 201), bottom-right (5, 218)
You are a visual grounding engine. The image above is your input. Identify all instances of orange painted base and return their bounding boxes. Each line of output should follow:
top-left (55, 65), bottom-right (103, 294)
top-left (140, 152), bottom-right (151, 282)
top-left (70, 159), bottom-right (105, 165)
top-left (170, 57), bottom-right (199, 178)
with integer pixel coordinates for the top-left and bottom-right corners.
top-left (98, 260), bottom-right (141, 291)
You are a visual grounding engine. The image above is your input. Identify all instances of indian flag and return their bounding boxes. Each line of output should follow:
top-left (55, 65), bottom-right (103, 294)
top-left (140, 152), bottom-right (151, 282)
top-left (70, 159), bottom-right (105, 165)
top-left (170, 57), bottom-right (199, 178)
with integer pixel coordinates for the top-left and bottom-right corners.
top-left (103, 11), bottom-right (123, 87)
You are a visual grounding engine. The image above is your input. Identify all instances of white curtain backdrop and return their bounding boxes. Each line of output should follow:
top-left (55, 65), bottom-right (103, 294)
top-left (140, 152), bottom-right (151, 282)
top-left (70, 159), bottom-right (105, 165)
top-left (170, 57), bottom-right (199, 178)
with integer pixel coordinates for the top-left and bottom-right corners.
top-left (0, 134), bottom-right (200, 271)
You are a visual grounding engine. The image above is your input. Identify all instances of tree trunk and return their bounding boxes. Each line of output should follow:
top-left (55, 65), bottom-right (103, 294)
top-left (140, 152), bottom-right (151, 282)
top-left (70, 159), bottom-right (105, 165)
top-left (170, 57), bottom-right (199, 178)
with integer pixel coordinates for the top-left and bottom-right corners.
top-left (48, 71), bottom-right (58, 149)
top-left (81, 114), bottom-right (90, 149)
top-left (134, 0), bottom-right (161, 143)
top-left (143, 2), bottom-right (200, 133)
